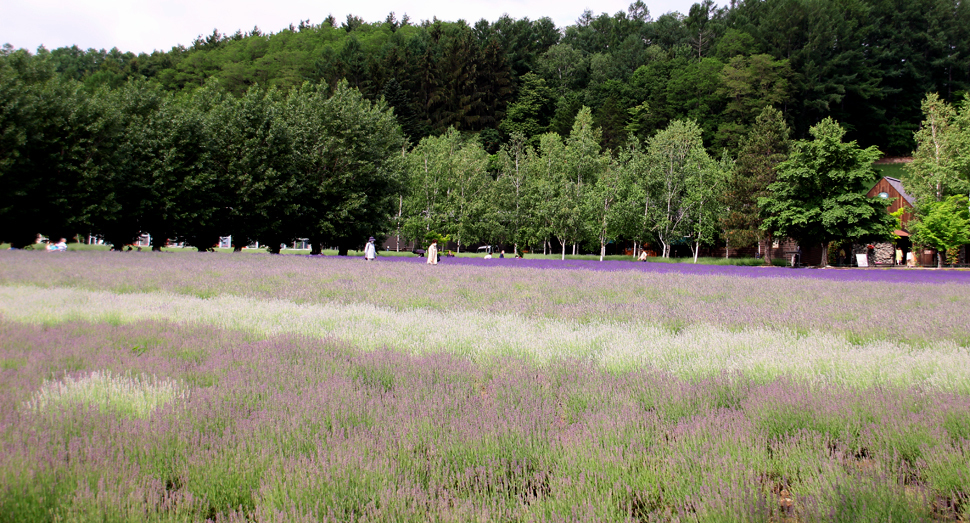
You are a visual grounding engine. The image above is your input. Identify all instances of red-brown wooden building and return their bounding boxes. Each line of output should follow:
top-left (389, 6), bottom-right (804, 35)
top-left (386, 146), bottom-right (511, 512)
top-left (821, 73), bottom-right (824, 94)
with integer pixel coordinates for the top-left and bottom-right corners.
top-left (866, 176), bottom-right (915, 230)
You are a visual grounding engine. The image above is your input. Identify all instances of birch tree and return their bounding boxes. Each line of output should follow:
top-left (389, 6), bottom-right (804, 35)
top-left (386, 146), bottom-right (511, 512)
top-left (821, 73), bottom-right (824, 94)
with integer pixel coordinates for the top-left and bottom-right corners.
top-left (402, 130), bottom-right (457, 242)
top-left (565, 106), bottom-right (602, 255)
top-left (587, 153), bottom-right (622, 261)
top-left (901, 93), bottom-right (970, 261)
top-left (951, 95), bottom-right (970, 198)
top-left (904, 93), bottom-right (957, 204)
top-left (403, 128), bottom-right (490, 252)
top-left (613, 138), bottom-right (654, 257)
top-left (685, 152), bottom-right (728, 262)
top-left (495, 132), bottom-right (533, 255)
top-left (532, 132), bottom-right (578, 260)
top-left (644, 120), bottom-right (710, 257)
top-left (445, 137), bottom-right (490, 252)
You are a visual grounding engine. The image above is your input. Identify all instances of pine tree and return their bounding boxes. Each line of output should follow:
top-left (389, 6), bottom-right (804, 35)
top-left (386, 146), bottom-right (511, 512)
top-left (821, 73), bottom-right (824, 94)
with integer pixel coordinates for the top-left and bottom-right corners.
top-left (722, 106), bottom-right (790, 264)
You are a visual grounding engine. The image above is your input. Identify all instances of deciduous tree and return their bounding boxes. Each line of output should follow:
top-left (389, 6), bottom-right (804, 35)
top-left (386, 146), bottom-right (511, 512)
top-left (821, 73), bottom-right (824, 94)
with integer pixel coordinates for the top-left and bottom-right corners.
top-left (760, 118), bottom-right (892, 266)
top-left (285, 81), bottom-right (404, 255)
top-left (684, 152), bottom-right (729, 263)
top-left (494, 132), bottom-right (534, 255)
top-left (643, 119), bottom-right (711, 258)
top-left (909, 195), bottom-right (970, 267)
top-left (904, 93), bottom-right (959, 204)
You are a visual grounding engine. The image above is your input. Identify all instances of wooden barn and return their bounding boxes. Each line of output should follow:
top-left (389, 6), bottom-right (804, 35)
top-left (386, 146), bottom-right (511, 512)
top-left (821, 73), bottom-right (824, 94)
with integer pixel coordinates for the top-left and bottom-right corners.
top-left (789, 176), bottom-right (920, 267)
top-left (864, 176), bottom-right (919, 265)
top-left (866, 176), bottom-right (915, 230)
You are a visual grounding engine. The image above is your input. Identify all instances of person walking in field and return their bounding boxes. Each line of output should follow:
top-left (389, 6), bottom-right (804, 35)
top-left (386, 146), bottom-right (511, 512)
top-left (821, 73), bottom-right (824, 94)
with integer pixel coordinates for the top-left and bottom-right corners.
top-left (426, 239), bottom-right (438, 265)
top-left (364, 237), bottom-right (376, 261)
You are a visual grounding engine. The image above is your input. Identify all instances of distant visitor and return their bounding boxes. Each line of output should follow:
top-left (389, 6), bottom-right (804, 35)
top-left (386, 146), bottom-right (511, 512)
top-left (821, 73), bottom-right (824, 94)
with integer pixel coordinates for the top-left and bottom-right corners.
top-left (47, 238), bottom-right (67, 252)
top-left (364, 237), bottom-right (376, 261)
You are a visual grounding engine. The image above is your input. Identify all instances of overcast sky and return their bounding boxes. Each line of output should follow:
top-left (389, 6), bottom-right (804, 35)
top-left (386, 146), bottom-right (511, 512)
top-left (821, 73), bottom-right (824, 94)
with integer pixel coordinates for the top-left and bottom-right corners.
top-left (3, 0), bottom-right (698, 55)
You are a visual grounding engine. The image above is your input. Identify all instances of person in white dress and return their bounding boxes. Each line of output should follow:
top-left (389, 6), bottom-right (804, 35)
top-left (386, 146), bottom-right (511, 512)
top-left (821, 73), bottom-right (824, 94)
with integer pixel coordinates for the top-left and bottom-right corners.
top-left (426, 239), bottom-right (438, 265)
top-left (364, 237), bottom-right (376, 261)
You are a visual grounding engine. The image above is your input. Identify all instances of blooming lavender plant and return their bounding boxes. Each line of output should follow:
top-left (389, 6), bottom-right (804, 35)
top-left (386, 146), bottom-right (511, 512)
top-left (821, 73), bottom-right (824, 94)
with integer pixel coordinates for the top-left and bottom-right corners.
top-left (2, 251), bottom-right (970, 521)
top-left (2, 251), bottom-right (969, 345)
top-left (24, 370), bottom-right (186, 418)
top-left (3, 285), bottom-right (969, 391)
top-left (1, 319), bottom-right (967, 521)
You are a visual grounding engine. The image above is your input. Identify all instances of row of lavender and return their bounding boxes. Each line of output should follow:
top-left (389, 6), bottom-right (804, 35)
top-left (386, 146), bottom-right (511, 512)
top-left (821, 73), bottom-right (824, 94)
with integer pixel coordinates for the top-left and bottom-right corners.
top-left (2, 319), bottom-right (969, 521)
top-left (2, 251), bottom-right (969, 520)
top-left (4, 285), bottom-right (968, 391)
top-left (3, 251), bottom-right (970, 346)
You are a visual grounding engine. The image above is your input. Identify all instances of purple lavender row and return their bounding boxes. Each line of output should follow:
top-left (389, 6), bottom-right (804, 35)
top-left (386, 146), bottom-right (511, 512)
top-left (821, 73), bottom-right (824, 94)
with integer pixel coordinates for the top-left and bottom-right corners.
top-left (367, 253), bottom-right (970, 285)
top-left (2, 319), bottom-right (967, 521)
top-left (2, 251), bottom-right (968, 345)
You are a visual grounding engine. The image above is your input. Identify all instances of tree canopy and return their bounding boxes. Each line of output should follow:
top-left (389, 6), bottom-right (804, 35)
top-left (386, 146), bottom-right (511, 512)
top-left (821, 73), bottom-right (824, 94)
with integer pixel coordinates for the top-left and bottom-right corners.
top-left (6, 0), bottom-right (970, 155)
top-left (4, 4), bottom-right (968, 260)
top-left (760, 118), bottom-right (893, 265)
top-left (910, 195), bottom-right (970, 267)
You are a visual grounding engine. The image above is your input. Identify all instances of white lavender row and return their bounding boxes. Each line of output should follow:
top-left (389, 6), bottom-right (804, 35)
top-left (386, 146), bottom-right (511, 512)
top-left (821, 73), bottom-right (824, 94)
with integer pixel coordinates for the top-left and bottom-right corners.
top-left (3, 251), bottom-right (968, 346)
top-left (3, 284), bottom-right (968, 392)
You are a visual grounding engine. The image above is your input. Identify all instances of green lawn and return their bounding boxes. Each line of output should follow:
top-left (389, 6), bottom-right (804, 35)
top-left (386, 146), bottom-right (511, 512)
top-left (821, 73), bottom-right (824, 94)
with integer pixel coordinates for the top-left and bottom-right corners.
top-left (4, 243), bottom-right (780, 265)
top-left (875, 162), bottom-right (908, 179)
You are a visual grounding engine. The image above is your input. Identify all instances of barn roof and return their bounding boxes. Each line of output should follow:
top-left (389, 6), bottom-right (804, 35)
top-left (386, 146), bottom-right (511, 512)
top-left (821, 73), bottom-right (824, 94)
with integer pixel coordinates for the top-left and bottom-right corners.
top-left (883, 177), bottom-right (915, 207)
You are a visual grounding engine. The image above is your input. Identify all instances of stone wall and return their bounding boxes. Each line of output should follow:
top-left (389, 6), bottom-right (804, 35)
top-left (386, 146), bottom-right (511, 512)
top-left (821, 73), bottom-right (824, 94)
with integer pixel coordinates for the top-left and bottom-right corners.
top-left (852, 242), bottom-right (894, 265)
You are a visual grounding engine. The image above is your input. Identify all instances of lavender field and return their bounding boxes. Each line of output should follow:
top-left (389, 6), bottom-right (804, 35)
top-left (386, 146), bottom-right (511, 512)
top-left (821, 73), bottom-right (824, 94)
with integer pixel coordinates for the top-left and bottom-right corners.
top-left (1, 251), bottom-right (969, 521)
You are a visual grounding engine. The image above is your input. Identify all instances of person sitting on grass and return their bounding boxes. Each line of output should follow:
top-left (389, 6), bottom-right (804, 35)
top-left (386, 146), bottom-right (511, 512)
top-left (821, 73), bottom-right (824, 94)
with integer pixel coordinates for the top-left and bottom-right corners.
top-left (638, 250), bottom-right (649, 262)
top-left (47, 238), bottom-right (67, 252)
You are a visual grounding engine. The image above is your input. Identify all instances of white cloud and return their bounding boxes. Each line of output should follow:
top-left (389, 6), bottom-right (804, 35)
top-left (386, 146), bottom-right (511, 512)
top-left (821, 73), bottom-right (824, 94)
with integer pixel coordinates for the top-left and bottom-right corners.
top-left (2, 0), bottom-right (697, 54)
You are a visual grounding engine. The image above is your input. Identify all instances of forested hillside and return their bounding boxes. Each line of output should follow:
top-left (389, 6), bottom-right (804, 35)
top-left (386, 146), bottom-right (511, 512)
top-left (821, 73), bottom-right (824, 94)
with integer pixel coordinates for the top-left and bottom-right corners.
top-left (10, 0), bottom-right (970, 155)
top-left (4, 0), bottom-right (970, 261)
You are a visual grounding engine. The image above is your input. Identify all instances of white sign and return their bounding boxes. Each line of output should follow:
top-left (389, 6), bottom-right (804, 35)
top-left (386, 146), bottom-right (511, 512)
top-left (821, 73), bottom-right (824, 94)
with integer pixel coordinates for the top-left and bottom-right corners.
top-left (856, 253), bottom-right (869, 267)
